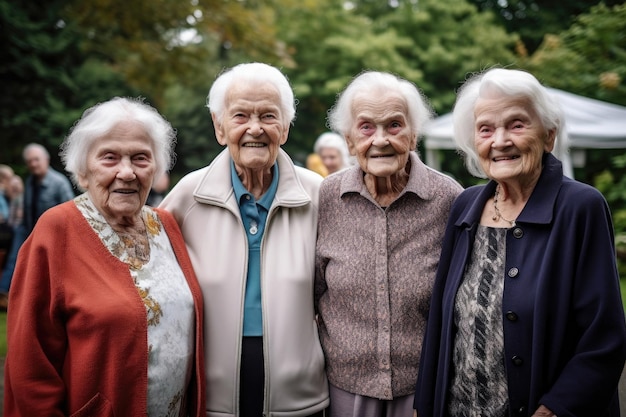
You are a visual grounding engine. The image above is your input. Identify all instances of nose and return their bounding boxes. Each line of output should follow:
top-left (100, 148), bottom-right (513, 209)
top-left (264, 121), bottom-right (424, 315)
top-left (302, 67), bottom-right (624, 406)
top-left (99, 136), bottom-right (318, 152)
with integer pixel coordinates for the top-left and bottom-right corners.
top-left (117, 159), bottom-right (136, 181)
top-left (371, 126), bottom-right (388, 147)
top-left (491, 127), bottom-right (511, 148)
top-left (247, 116), bottom-right (264, 137)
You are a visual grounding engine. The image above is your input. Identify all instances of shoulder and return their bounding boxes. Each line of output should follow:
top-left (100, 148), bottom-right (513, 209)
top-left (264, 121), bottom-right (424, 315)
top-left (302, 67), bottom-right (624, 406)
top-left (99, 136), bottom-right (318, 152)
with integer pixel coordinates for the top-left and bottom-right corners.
top-left (163, 166), bottom-right (210, 205)
top-left (319, 169), bottom-right (347, 197)
top-left (152, 207), bottom-right (185, 243)
top-left (29, 201), bottom-right (79, 237)
top-left (424, 167), bottom-right (464, 198)
top-left (449, 185), bottom-right (485, 215)
top-left (294, 165), bottom-right (323, 190)
top-left (555, 178), bottom-right (610, 217)
top-left (47, 168), bottom-right (71, 183)
top-left (456, 184), bottom-right (484, 201)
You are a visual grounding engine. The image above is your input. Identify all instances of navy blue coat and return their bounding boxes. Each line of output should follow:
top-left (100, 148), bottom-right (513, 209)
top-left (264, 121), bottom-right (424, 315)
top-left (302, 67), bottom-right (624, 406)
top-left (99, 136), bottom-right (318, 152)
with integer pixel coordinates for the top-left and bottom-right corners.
top-left (415, 154), bottom-right (626, 417)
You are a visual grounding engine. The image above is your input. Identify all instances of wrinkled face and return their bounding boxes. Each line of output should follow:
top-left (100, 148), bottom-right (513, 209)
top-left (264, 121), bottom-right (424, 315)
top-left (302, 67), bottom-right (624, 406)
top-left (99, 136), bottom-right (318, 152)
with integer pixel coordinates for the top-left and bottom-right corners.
top-left (319, 147), bottom-right (344, 174)
top-left (474, 96), bottom-right (554, 187)
top-left (345, 93), bottom-right (416, 178)
top-left (78, 121), bottom-right (156, 223)
top-left (213, 81), bottom-right (289, 173)
top-left (24, 147), bottom-right (50, 178)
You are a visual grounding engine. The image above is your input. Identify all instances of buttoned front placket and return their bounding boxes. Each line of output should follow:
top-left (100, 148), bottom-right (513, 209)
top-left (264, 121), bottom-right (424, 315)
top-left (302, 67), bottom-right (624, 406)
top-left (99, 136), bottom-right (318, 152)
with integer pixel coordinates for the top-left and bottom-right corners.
top-left (374, 206), bottom-right (393, 398)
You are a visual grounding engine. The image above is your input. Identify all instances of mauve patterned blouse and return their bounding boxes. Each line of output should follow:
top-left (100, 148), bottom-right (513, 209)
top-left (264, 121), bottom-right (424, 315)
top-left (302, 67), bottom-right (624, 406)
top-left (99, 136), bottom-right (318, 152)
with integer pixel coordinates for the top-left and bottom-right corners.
top-left (315, 152), bottom-right (463, 400)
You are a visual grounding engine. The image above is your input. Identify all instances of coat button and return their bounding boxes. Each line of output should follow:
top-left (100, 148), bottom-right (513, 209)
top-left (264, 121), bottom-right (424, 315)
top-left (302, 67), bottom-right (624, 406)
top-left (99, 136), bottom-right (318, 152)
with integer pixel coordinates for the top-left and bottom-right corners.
top-left (508, 267), bottom-right (519, 278)
top-left (517, 406), bottom-right (527, 415)
top-left (506, 311), bottom-right (518, 322)
top-left (513, 227), bottom-right (523, 238)
top-left (512, 355), bottom-right (523, 366)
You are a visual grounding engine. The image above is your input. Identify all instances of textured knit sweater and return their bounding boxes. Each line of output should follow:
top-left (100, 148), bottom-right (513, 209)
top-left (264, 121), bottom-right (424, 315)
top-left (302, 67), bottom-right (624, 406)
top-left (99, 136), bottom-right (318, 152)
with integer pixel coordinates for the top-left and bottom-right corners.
top-left (4, 201), bottom-right (205, 417)
top-left (315, 152), bottom-right (462, 399)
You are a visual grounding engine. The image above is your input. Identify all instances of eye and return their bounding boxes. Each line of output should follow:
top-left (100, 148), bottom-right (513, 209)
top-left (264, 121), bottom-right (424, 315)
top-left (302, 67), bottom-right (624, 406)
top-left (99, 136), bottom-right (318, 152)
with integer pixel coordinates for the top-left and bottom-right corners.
top-left (359, 122), bottom-right (374, 134)
top-left (101, 152), bottom-right (118, 161)
top-left (477, 125), bottom-right (493, 139)
top-left (261, 113), bottom-right (277, 120)
top-left (133, 154), bottom-right (152, 166)
top-left (388, 120), bottom-right (403, 133)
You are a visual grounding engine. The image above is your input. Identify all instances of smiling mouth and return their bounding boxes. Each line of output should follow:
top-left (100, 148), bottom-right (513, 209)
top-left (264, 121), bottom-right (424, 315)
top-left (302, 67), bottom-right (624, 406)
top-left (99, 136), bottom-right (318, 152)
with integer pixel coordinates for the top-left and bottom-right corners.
top-left (493, 155), bottom-right (520, 162)
top-left (114, 190), bottom-right (137, 194)
top-left (243, 143), bottom-right (267, 148)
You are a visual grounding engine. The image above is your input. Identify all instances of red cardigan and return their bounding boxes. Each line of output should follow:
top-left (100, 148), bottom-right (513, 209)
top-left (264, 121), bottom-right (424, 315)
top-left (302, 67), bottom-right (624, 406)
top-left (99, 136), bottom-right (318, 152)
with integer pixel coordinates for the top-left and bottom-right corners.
top-left (4, 201), bottom-right (205, 417)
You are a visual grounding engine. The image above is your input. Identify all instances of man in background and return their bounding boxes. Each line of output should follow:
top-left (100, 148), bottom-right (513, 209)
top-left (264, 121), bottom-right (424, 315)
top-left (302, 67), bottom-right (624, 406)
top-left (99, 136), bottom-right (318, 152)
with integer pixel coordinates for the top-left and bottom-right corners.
top-left (22, 143), bottom-right (74, 234)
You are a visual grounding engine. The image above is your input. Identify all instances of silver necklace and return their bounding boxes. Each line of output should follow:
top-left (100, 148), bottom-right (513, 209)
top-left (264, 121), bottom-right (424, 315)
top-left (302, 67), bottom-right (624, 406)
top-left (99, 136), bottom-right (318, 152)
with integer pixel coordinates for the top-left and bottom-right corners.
top-left (492, 185), bottom-right (516, 227)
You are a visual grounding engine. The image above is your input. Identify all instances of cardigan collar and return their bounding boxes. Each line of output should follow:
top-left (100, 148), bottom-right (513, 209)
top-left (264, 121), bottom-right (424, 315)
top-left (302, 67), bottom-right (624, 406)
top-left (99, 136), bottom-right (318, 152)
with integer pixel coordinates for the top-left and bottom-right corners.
top-left (339, 151), bottom-right (437, 204)
top-left (193, 148), bottom-right (312, 209)
top-left (456, 153), bottom-right (564, 227)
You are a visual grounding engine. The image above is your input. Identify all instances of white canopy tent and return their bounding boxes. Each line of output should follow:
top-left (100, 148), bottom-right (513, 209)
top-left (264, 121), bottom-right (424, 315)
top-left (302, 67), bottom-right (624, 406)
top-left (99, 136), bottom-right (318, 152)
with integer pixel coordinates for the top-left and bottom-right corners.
top-left (423, 88), bottom-right (626, 179)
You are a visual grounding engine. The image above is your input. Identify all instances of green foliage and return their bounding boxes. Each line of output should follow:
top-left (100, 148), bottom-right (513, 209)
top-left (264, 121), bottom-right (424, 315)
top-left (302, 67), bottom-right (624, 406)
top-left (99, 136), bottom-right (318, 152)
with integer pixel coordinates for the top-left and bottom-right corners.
top-left (523, 3), bottom-right (626, 106)
top-left (2, 0), bottom-right (625, 188)
top-left (0, 0), bottom-right (135, 171)
top-left (276, 0), bottom-right (518, 163)
top-left (594, 152), bottom-right (626, 276)
top-left (469, 0), bottom-right (624, 54)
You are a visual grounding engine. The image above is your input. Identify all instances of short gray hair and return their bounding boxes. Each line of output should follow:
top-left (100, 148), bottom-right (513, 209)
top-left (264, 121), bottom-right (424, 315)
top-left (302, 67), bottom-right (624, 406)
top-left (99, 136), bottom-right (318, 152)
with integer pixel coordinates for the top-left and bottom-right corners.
top-left (327, 71), bottom-right (433, 147)
top-left (207, 62), bottom-right (296, 127)
top-left (60, 97), bottom-right (176, 189)
top-left (453, 68), bottom-right (568, 178)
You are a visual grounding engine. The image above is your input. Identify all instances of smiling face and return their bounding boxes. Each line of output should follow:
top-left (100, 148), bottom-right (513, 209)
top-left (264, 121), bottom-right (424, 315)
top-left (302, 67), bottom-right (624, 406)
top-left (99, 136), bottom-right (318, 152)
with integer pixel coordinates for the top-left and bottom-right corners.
top-left (474, 96), bottom-right (555, 189)
top-left (213, 81), bottom-right (289, 174)
top-left (78, 121), bottom-right (156, 225)
top-left (345, 92), bottom-right (416, 179)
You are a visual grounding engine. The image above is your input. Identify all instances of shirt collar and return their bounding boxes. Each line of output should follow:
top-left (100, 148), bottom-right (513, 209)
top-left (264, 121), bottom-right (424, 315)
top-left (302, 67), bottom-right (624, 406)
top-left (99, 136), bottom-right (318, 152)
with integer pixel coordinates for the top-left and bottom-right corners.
top-left (339, 152), bottom-right (436, 202)
top-left (231, 161), bottom-right (279, 210)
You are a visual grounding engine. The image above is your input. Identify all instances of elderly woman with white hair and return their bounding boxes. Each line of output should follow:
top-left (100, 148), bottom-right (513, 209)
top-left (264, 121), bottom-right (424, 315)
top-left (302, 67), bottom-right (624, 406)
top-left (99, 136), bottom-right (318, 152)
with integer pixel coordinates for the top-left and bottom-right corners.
top-left (4, 97), bottom-right (205, 417)
top-left (314, 71), bottom-right (462, 417)
top-left (415, 68), bottom-right (626, 417)
top-left (161, 62), bottom-right (329, 417)
top-left (314, 131), bottom-right (351, 175)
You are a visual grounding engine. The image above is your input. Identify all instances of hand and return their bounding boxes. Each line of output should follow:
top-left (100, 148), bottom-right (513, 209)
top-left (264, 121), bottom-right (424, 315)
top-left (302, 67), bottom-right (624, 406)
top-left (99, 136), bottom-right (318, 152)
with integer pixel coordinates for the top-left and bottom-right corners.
top-left (413, 411), bottom-right (417, 417)
top-left (532, 405), bottom-right (555, 417)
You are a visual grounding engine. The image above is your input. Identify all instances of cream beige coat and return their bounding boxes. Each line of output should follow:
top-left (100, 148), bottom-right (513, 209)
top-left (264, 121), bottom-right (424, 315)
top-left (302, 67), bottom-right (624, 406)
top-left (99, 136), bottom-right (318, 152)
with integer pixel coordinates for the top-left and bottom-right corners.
top-left (161, 148), bottom-right (329, 417)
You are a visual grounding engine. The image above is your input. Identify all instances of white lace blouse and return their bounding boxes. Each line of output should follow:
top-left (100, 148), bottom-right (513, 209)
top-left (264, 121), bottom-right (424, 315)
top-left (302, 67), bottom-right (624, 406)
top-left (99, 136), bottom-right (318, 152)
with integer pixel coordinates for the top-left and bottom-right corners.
top-left (76, 193), bottom-right (194, 416)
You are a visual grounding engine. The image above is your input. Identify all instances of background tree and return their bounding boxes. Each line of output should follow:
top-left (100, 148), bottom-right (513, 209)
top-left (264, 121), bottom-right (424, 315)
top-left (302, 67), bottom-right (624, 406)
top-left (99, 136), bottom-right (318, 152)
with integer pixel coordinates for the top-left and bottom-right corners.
top-left (469, 0), bottom-right (624, 54)
top-left (277, 0), bottom-right (519, 165)
top-left (0, 0), bottom-right (134, 173)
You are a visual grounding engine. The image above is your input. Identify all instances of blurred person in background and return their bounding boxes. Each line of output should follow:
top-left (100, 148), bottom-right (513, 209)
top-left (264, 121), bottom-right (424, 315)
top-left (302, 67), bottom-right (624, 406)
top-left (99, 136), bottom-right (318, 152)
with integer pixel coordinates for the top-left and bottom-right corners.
top-left (5, 97), bottom-right (205, 416)
top-left (0, 165), bottom-right (14, 267)
top-left (161, 62), bottom-right (329, 417)
top-left (306, 152), bottom-right (329, 177)
top-left (313, 131), bottom-right (351, 176)
top-left (415, 68), bottom-right (626, 417)
top-left (315, 71), bottom-right (462, 417)
top-left (22, 142), bottom-right (75, 234)
top-left (146, 172), bottom-right (170, 207)
top-left (0, 164), bottom-right (12, 221)
top-left (0, 174), bottom-right (24, 308)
